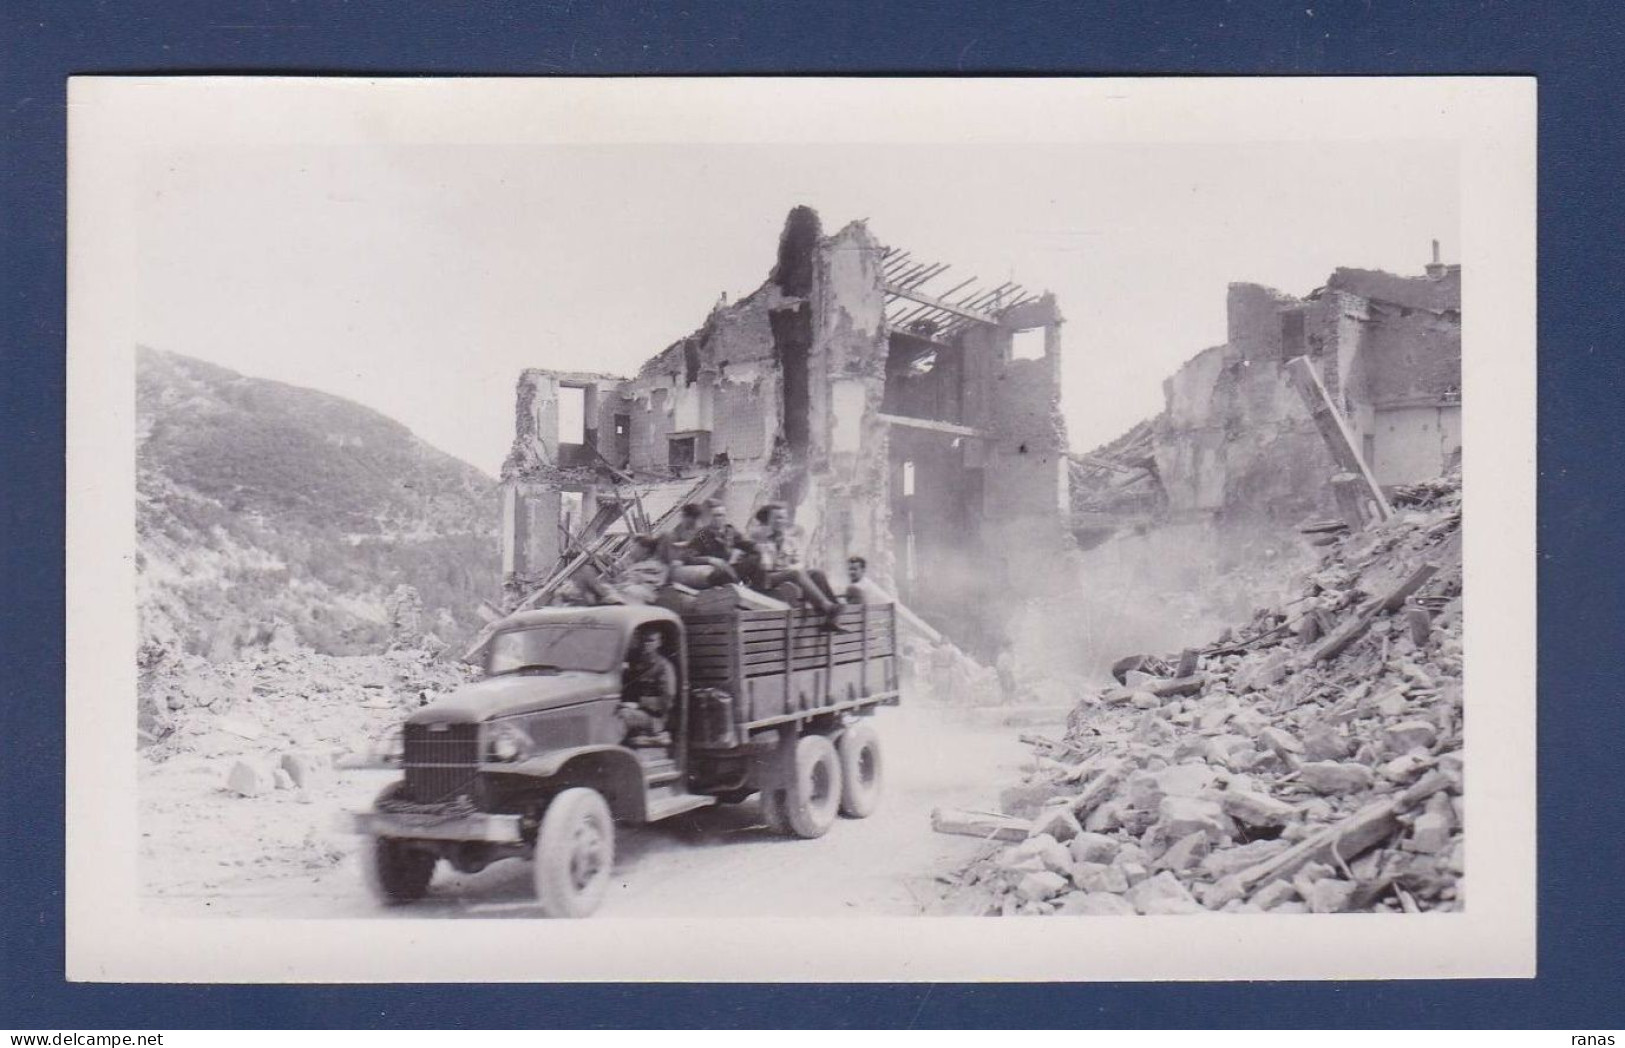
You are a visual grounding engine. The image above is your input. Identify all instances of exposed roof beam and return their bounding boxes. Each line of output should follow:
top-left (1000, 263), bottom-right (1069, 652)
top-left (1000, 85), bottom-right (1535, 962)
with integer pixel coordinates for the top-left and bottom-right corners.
top-left (875, 412), bottom-right (988, 439)
top-left (882, 282), bottom-right (1003, 326)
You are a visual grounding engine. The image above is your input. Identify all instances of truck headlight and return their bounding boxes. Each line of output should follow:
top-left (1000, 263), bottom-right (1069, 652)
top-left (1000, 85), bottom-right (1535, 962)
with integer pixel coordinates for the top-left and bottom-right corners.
top-left (375, 725), bottom-right (405, 765)
top-left (486, 722), bottom-right (531, 763)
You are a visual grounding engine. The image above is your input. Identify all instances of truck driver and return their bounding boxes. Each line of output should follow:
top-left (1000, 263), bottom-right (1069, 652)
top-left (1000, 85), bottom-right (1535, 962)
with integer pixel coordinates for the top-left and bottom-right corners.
top-left (618, 628), bottom-right (677, 747)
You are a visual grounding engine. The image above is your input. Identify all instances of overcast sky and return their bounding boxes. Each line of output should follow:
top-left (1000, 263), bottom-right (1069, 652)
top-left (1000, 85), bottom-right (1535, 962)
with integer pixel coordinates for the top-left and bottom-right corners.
top-left (134, 139), bottom-right (1457, 473)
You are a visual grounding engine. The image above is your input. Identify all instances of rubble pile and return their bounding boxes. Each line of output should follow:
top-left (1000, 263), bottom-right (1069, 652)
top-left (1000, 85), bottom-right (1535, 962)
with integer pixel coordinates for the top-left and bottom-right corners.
top-left (933, 472), bottom-right (1464, 916)
top-left (138, 637), bottom-right (479, 900)
top-left (140, 638), bottom-right (477, 766)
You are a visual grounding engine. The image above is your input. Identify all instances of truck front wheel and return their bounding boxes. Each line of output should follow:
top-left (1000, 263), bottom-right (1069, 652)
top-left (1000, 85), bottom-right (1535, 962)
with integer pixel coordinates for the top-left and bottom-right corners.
top-left (782, 734), bottom-right (842, 839)
top-left (836, 722), bottom-right (884, 819)
top-left (362, 836), bottom-right (436, 905)
top-left (532, 787), bottom-right (615, 918)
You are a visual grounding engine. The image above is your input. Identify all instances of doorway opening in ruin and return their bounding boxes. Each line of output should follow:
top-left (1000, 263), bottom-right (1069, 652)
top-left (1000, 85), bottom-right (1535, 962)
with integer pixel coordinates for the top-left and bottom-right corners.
top-left (612, 413), bottom-right (631, 466)
top-left (668, 436), bottom-right (697, 471)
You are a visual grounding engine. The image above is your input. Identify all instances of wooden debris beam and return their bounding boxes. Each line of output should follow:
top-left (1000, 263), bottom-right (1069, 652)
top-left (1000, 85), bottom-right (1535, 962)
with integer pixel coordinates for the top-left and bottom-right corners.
top-left (1283, 355), bottom-right (1393, 525)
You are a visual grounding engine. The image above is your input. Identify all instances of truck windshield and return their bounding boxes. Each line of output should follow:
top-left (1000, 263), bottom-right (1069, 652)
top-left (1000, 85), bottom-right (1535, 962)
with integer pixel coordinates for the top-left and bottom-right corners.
top-left (486, 624), bottom-right (623, 676)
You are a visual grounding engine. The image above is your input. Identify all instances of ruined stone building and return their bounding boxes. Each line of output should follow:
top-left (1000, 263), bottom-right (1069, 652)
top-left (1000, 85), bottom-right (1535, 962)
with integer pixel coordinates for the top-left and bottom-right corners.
top-left (1073, 246), bottom-right (1462, 541)
top-left (500, 207), bottom-right (1071, 655)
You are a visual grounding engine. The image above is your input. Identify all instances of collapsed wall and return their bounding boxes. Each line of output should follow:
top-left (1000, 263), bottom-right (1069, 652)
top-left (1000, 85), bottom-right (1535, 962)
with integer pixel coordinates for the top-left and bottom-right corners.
top-left (499, 207), bottom-right (1073, 660)
top-left (1091, 255), bottom-right (1461, 527)
top-left (1056, 252), bottom-right (1462, 674)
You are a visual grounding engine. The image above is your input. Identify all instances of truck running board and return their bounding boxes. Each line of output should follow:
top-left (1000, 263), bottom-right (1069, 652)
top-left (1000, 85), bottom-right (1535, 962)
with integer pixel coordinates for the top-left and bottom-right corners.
top-left (644, 792), bottom-right (717, 823)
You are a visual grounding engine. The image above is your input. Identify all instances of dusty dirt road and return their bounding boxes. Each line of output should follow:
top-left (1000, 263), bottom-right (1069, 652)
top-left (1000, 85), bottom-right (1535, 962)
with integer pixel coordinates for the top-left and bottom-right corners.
top-left (142, 704), bottom-right (1061, 919)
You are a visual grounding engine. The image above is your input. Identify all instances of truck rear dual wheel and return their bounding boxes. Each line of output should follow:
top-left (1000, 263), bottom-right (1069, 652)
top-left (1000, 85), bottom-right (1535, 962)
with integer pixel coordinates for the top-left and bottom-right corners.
top-left (362, 836), bottom-right (437, 905)
top-left (533, 787), bottom-right (615, 918)
top-left (777, 734), bottom-right (843, 839)
top-left (836, 722), bottom-right (884, 819)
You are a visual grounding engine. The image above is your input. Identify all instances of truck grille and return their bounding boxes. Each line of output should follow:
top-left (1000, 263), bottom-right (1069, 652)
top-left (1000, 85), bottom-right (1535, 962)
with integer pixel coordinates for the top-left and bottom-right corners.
top-left (403, 722), bottom-right (480, 804)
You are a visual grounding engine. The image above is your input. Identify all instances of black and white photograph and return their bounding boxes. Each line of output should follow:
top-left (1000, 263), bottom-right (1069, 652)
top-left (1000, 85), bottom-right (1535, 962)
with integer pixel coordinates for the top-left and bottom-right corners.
top-left (64, 76), bottom-right (1536, 982)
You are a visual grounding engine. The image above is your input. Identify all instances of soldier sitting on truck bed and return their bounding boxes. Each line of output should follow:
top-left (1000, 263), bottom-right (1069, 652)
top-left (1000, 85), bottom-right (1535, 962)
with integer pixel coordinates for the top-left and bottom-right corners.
top-left (618, 627), bottom-right (677, 747)
top-left (748, 503), bottom-right (847, 632)
top-left (673, 499), bottom-right (757, 589)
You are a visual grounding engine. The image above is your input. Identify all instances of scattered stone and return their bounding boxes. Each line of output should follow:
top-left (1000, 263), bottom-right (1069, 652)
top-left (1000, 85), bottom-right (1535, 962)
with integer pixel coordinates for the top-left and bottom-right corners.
top-left (1251, 880), bottom-right (1300, 910)
top-left (272, 768), bottom-right (296, 791)
top-left (1157, 831), bottom-right (1211, 873)
top-left (1073, 862), bottom-right (1132, 894)
top-left (1068, 831), bottom-right (1121, 865)
top-left (1302, 725), bottom-right (1353, 762)
top-left (1059, 892), bottom-right (1138, 916)
top-left (1221, 787), bottom-right (1299, 828)
top-left (1116, 861), bottom-right (1151, 887)
top-left (1199, 838), bottom-right (1291, 879)
top-left (1382, 720), bottom-right (1438, 755)
top-left (1258, 726), bottom-right (1304, 758)
top-left (1155, 795), bottom-right (1230, 844)
top-left (278, 751), bottom-right (318, 789)
top-left (1298, 761), bottom-right (1376, 795)
top-left (1016, 870), bottom-right (1069, 902)
top-left (1127, 871), bottom-right (1201, 915)
top-left (1306, 877), bottom-right (1357, 914)
top-left (1029, 805), bottom-right (1083, 843)
top-left (226, 760), bottom-right (270, 797)
top-left (1377, 751), bottom-right (1433, 783)
top-left (1405, 794), bottom-right (1455, 854)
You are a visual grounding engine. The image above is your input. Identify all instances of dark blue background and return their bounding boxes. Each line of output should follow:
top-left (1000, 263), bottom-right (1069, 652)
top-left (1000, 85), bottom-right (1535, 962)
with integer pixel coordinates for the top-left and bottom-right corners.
top-left (4, 0), bottom-right (1620, 1030)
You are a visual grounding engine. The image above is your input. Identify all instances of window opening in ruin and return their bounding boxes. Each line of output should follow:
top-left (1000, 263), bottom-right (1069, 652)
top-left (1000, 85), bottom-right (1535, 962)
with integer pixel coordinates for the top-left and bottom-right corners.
top-left (669, 436), bottom-right (697, 470)
top-left (1281, 311), bottom-right (1307, 360)
top-left (904, 532), bottom-right (917, 583)
top-left (902, 460), bottom-right (916, 497)
top-left (1010, 327), bottom-right (1046, 361)
top-left (558, 386), bottom-right (587, 444)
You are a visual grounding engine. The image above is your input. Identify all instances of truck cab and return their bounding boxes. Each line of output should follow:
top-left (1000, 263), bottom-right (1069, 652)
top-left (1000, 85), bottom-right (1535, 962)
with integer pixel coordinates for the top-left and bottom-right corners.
top-left (352, 601), bottom-right (898, 917)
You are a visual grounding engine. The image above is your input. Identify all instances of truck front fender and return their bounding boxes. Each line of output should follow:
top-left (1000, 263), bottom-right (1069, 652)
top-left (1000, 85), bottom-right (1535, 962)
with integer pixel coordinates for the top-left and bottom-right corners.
top-left (504, 745), bottom-right (647, 823)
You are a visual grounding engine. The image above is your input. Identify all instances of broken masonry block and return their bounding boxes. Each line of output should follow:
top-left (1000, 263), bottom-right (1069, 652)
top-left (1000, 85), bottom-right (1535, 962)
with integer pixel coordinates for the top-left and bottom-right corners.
top-left (1067, 831), bottom-right (1121, 866)
top-left (1157, 831), bottom-right (1211, 873)
top-left (1028, 805), bottom-right (1083, 843)
top-left (1220, 787), bottom-right (1300, 828)
top-left (1016, 870), bottom-right (1069, 903)
top-left (1302, 725), bottom-right (1353, 762)
top-left (226, 760), bottom-right (271, 797)
top-left (279, 751), bottom-right (318, 789)
top-left (1257, 726), bottom-right (1304, 758)
top-left (1297, 761), bottom-right (1376, 796)
top-left (931, 808), bottom-right (1030, 843)
top-left (1155, 795), bottom-right (1230, 844)
top-left (1382, 719), bottom-right (1438, 755)
top-left (1127, 871), bottom-right (1202, 915)
top-left (1059, 892), bottom-right (1138, 916)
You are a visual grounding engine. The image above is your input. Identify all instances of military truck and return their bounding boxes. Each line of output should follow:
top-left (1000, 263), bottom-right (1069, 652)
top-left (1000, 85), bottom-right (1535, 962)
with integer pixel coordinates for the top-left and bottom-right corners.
top-left (350, 600), bottom-right (899, 917)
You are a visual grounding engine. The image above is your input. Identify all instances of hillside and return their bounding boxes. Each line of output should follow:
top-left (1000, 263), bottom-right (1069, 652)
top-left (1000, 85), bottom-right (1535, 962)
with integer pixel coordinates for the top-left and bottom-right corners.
top-left (137, 347), bottom-right (500, 660)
